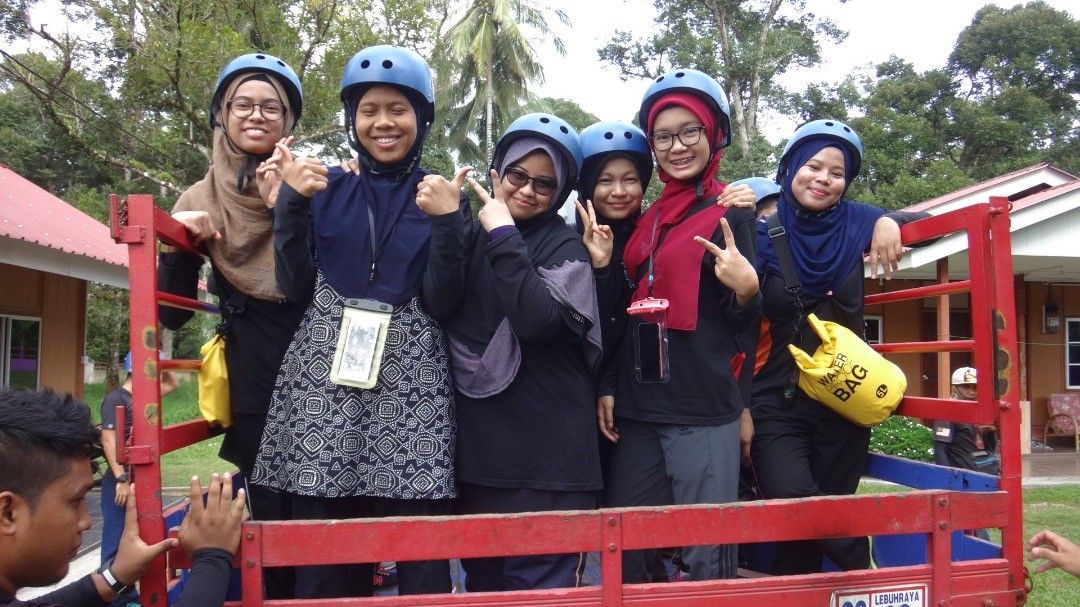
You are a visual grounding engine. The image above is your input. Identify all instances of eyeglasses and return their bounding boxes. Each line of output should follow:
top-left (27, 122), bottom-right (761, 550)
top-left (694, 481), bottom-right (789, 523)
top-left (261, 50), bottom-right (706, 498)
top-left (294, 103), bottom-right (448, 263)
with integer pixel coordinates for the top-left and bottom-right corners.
top-left (503, 167), bottom-right (557, 196)
top-left (227, 97), bottom-right (286, 121)
top-left (649, 125), bottom-right (706, 151)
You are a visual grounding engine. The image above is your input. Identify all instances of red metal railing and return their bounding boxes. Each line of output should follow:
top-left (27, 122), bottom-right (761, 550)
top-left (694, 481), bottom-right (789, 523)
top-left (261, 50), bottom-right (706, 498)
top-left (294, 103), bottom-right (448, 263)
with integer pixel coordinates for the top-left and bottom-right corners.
top-left (111, 194), bottom-right (1026, 606)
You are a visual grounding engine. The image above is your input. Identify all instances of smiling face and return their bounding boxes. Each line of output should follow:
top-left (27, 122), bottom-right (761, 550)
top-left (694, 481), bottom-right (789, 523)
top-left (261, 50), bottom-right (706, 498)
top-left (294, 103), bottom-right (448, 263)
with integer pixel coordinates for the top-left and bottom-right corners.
top-left (651, 105), bottom-right (710, 181)
top-left (592, 156), bottom-right (643, 221)
top-left (502, 151), bottom-right (557, 222)
top-left (354, 85), bottom-right (417, 165)
top-left (790, 145), bottom-right (847, 212)
top-left (224, 79), bottom-right (286, 155)
top-left (1, 458), bottom-right (94, 590)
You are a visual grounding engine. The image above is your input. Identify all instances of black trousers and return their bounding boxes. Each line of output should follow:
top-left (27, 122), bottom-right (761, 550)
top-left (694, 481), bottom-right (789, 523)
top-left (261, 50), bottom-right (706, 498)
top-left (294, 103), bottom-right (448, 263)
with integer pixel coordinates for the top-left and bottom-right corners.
top-left (222, 412), bottom-right (294, 599)
top-left (457, 483), bottom-right (597, 592)
top-left (750, 399), bottom-right (872, 574)
top-left (289, 494), bottom-right (454, 598)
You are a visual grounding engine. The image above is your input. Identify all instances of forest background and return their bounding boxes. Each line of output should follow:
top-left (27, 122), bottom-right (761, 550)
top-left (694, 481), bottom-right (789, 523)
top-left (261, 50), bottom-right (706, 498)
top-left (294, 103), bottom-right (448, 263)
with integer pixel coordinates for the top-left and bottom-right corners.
top-left (0, 0), bottom-right (1078, 377)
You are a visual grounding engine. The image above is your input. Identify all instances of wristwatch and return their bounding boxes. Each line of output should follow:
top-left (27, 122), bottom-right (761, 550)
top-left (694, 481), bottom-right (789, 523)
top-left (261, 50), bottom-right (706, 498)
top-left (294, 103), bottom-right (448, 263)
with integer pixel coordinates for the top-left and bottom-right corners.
top-left (96, 559), bottom-right (133, 594)
top-left (115, 472), bottom-right (129, 483)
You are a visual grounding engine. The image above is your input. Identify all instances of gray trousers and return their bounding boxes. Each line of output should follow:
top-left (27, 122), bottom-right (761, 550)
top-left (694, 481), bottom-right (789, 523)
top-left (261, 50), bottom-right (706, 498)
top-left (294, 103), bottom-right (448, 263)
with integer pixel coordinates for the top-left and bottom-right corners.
top-left (606, 417), bottom-right (741, 582)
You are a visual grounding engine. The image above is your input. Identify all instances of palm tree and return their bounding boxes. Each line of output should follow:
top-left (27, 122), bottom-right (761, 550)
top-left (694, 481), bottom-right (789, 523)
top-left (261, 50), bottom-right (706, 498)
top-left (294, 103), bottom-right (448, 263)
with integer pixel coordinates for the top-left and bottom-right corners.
top-left (437, 0), bottom-right (569, 163)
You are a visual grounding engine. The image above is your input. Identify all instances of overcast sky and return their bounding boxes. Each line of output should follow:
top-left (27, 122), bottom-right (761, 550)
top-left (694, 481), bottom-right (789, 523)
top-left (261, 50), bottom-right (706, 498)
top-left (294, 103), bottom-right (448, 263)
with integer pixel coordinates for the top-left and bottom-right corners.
top-left (535, 0), bottom-right (1079, 139)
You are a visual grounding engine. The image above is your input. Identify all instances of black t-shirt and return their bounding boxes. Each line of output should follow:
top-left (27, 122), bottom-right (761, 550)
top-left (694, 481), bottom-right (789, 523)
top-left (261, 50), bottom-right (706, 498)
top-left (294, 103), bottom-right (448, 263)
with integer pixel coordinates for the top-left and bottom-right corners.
top-left (99, 387), bottom-right (132, 439)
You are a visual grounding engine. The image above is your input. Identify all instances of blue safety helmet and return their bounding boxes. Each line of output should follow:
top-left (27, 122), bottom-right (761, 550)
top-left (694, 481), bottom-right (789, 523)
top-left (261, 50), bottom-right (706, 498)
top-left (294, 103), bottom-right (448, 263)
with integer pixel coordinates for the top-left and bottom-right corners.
top-left (577, 121), bottom-right (653, 201)
top-left (123, 352), bottom-right (132, 374)
top-left (777, 119), bottom-right (864, 183)
top-left (210, 53), bottom-right (303, 129)
top-left (492, 113), bottom-right (583, 212)
top-left (638, 68), bottom-right (732, 149)
top-left (728, 177), bottom-right (781, 206)
top-left (340, 45), bottom-right (435, 154)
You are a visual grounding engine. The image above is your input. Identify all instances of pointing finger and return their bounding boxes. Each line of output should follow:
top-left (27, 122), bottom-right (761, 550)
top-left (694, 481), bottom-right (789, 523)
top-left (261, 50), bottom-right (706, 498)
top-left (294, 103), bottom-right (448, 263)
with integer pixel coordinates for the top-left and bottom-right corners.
top-left (489, 169), bottom-right (505, 202)
top-left (467, 177), bottom-right (493, 205)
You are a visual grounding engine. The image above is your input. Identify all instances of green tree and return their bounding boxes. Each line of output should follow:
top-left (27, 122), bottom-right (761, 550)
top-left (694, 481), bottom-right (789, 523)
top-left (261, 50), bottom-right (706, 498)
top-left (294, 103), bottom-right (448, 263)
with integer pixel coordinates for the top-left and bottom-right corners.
top-left (599, 0), bottom-right (848, 158)
top-left (438, 0), bottom-right (569, 164)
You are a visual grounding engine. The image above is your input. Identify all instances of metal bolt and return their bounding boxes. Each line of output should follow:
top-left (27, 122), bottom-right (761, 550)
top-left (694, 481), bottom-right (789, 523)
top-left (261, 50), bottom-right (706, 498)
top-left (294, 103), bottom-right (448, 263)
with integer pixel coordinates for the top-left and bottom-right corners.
top-left (608, 517), bottom-right (617, 527)
top-left (938, 497), bottom-right (948, 507)
top-left (938, 601), bottom-right (946, 607)
top-left (245, 531), bottom-right (255, 540)
top-left (245, 560), bottom-right (255, 568)
top-left (608, 543), bottom-right (617, 552)
top-left (982, 599), bottom-right (995, 607)
top-left (939, 521), bottom-right (948, 530)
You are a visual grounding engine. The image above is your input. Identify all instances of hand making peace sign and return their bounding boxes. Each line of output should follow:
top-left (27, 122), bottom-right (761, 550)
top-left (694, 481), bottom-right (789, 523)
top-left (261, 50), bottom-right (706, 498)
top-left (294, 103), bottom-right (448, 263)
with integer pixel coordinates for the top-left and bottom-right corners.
top-left (575, 199), bottom-right (613, 269)
top-left (693, 217), bottom-right (759, 306)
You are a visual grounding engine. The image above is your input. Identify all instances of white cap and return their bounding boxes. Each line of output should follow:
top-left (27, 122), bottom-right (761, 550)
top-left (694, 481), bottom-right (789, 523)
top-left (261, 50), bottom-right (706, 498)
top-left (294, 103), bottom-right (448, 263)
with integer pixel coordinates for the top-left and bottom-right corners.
top-left (951, 367), bottom-right (977, 385)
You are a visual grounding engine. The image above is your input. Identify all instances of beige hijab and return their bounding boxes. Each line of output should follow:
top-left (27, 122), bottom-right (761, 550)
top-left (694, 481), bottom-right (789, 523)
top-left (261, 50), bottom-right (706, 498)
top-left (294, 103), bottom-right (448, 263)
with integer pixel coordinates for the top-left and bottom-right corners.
top-left (173, 73), bottom-right (295, 301)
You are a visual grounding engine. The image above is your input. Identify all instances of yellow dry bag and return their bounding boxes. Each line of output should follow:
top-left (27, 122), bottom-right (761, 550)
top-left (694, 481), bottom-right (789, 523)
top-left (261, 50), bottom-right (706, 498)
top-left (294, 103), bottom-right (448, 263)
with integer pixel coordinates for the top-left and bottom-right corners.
top-left (198, 334), bottom-right (231, 428)
top-left (787, 313), bottom-right (906, 427)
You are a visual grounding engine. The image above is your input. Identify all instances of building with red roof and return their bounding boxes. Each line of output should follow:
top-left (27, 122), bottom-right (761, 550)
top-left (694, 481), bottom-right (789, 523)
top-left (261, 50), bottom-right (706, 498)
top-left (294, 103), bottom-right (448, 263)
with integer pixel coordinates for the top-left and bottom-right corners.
top-left (0, 165), bottom-right (128, 397)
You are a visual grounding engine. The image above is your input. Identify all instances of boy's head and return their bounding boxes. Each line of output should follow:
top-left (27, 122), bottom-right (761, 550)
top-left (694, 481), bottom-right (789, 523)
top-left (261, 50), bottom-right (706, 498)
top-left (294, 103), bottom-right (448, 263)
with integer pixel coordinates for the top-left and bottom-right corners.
top-left (340, 46), bottom-right (434, 170)
top-left (0, 389), bottom-right (100, 591)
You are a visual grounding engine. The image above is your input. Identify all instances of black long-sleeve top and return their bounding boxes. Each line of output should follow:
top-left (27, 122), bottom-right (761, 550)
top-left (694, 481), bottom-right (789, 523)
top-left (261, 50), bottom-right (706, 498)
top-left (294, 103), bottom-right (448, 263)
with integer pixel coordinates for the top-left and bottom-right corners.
top-left (612, 203), bottom-right (762, 427)
top-left (424, 204), bottom-right (603, 492)
top-left (157, 249), bottom-right (305, 417)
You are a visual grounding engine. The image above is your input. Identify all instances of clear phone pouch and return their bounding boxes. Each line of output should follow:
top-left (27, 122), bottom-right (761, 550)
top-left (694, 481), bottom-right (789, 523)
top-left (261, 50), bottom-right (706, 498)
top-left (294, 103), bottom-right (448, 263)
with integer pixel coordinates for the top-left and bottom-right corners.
top-left (627, 297), bottom-right (670, 383)
top-left (330, 298), bottom-right (393, 389)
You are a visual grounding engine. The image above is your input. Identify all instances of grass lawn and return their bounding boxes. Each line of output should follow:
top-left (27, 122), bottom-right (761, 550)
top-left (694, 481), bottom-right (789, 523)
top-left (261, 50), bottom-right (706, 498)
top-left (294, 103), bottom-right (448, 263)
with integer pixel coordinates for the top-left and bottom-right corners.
top-left (859, 481), bottom-right (1080, 606)
top-left (84, 379), bottom-right (231, 487)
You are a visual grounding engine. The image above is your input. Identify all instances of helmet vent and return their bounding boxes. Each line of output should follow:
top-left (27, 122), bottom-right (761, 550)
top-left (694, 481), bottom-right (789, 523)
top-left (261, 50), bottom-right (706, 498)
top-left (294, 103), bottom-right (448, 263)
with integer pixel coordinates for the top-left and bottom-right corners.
top-left (603, 132), bottom-right (614, 140)
top-left (360, 59), bottom-right (370, 69)
top-left (824, 121), bottom-right (834, 126)
top-left (623, 132), bottom-right (632, 139)
top-left (255, 54), bottom-right (266, 60)
top-left (843, 126), bottom-right (851, 132)
top-left (539, 116), bottom-right (551, 123)
top-left (382, 59), bottom-right (393, 69)
top-left (559, 125), bottom-right (568, 133)
top-left (276, 60), bottom-right (285, 66)
top-left (675, 72), bottom-right (685, 78)
top-left (656, 75), bottom-right (665, 82)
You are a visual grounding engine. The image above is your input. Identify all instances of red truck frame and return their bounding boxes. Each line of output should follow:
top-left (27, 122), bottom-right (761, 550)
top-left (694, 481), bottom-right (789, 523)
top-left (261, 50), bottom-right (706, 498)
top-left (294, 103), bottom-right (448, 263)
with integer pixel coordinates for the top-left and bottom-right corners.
top-left (110, 194), bottom-right (1028, 606)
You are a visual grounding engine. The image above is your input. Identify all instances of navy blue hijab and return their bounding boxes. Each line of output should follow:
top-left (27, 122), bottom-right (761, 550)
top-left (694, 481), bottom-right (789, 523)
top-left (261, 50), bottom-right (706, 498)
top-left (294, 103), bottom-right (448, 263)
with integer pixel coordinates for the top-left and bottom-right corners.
top-left (311, 86), bottom-right (432, 303)
top-left (757, 139), bottom-right (884, 297)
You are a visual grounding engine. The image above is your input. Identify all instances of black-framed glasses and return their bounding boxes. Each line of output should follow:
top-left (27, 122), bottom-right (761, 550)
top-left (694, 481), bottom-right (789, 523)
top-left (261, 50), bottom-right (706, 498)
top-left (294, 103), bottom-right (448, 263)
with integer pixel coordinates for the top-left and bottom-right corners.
top-left (227, 97), bottom-right (286, 120)
top-left (649, 125), bottom-right (706, 151)
top-left (503, 166), bottom-right (557, 196)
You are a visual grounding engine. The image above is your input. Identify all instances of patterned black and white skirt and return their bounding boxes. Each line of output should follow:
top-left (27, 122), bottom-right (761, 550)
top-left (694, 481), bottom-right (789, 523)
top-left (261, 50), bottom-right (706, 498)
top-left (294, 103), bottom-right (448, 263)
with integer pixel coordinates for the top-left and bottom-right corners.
top-left (252, 272), bottom-right (456, 500)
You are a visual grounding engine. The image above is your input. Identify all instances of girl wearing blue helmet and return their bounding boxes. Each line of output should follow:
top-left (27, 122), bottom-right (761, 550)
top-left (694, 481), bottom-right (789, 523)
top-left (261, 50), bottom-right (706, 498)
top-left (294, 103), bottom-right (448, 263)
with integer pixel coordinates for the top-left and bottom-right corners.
top-left (158, 52), bottom-right (305, 600)
top-left (251, 45), bottom-right (456, 598)
top-left (604, 69), bottom-right (761, 584)
top-left (421, 113), bottom-right (603, 591)
top-left (750, 119), bottom-right (928, 575)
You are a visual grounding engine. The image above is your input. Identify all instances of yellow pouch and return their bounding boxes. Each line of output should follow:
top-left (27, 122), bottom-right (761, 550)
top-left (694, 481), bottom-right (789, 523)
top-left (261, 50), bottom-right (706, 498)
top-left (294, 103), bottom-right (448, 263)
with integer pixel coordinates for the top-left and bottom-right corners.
top-left (787, 313), bottom-right (906, 427)
top-left (198, 334), bottom-right (231, 428)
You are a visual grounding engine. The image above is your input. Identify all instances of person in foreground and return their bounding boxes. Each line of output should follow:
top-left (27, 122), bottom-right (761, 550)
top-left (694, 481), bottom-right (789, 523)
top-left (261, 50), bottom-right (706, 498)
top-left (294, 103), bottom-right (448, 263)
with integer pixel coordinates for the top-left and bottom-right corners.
top-left (0, 388), bottom-right (244, 607)
top-left (1029, 530), bottom-right (1080, 579)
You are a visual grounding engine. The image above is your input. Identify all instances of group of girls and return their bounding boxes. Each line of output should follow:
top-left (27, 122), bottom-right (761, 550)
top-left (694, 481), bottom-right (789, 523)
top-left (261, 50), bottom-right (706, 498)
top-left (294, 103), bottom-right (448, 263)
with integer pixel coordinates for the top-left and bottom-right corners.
top-left (160, 42), bottom-right (925, 599)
